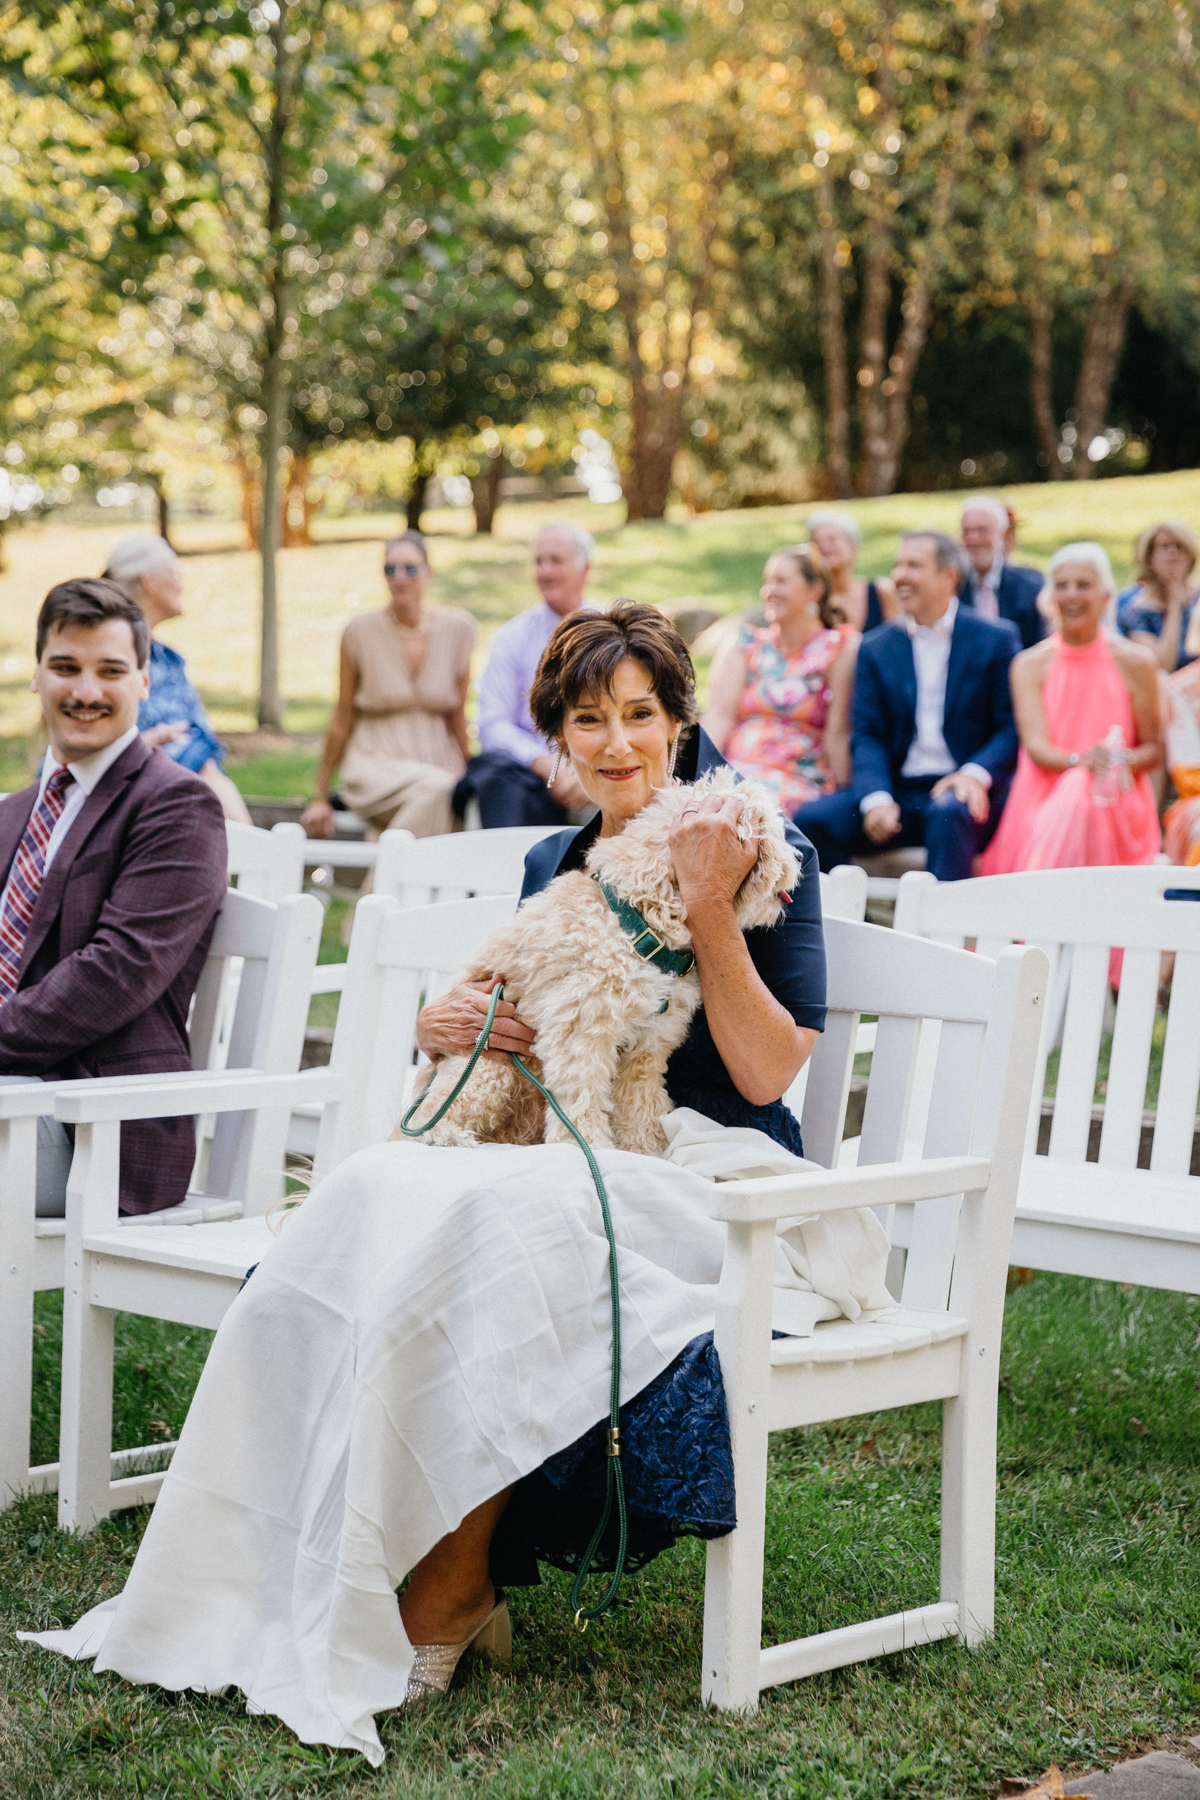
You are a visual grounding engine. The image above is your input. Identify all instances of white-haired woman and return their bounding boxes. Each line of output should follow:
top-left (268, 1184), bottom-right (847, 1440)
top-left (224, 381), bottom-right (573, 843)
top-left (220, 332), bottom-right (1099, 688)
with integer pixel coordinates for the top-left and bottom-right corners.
top-left (104, 534), bottom-right (251, 824)
top-left (1116, 519), bottom-right (1200, 672)
top-left (806, 508), bottom-right (897, 634)
top-left (980, 542), bottom-right (1161, 874)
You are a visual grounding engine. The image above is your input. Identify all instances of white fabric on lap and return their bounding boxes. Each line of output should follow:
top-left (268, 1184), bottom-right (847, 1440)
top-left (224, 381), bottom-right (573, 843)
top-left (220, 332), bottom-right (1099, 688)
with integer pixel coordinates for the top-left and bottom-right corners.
top-left (20, 1113), bottom-right (890, 1764)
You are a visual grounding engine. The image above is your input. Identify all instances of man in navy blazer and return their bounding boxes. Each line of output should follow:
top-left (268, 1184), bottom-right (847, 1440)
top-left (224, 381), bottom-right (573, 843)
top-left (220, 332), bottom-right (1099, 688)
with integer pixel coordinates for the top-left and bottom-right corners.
top-left (794, 530), bottom-right (1020, 882)
top-left (958, 495), bottom-right (1046, 650)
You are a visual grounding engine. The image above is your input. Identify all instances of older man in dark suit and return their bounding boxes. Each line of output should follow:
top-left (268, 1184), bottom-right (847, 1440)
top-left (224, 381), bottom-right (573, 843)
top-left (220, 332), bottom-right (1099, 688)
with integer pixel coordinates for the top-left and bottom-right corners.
top-left (0, 578), bottom-right (227, 1215)
top-left (959, 495), bottom-right (1046, 650)
top-left (794, 531), bottom-right (1020, 882)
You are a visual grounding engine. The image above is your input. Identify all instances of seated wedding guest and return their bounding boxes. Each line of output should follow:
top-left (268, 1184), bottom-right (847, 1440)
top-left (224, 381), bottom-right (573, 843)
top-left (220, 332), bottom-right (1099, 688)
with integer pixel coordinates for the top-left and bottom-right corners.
top-left (1163, 638), bottom-right (1200, 865)
top-left (700, 544), bottom-right (858, 814)
top-left (981, 543), bottom-right (1161, 875)
top-left (454, 523), bottom-right (594, 827)
top-left (806, 507), bottom-right (897, 633)
top-left (795, 530), bottom-right (1019, 881)
top-left (958, 495), bottom-right (1046, 650)
top-left (104, 533), bottom-right (252, 824)
top-left (0, 578), bottom-right (227, 1215)
top-left (1116, 519), bottom-right (1199, 672)
top-left (26, 606), bottom-right (833, 1737)
top-left (302, 532), bottom-right (474, 841)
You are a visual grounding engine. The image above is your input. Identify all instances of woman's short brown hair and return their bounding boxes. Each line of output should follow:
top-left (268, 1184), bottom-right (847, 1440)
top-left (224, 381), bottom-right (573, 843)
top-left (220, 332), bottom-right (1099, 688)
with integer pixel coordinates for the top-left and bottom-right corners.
top-left (529, 601), bottom-right (697, 744)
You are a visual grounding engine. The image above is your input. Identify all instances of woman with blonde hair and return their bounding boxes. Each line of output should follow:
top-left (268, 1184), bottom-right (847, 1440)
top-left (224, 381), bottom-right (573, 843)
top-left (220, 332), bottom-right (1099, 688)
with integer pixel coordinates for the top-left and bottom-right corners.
top-left (701, 542), bottom-right (859, 815)
top-left (805, 507), bottom-right (898, 634)
top-left (104, 533), bottom-right (252, 824)
top-left (980, 541), bottom-right (1162, 874)
top-left (1116, 519), bottom-right (1199, 671)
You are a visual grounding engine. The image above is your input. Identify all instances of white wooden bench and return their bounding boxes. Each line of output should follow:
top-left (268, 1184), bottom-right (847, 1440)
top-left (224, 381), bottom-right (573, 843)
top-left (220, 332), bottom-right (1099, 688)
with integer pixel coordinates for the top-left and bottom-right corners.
top-left (0, 887), bottom-right (323, 1514)
top-left (703, 920), bottom-right (1045, 1708)
top-left (49, 893), bottom-right (515, 1533)
top-left (225, 820), bottom-right (307, 903)
top-left (893, 865), bottom-right (1200, 1294)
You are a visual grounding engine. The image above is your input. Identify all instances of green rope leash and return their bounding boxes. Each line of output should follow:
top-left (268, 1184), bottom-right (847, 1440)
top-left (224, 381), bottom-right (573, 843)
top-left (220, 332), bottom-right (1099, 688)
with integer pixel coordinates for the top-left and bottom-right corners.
top-left (398, 984), bottom-right (628, 1626)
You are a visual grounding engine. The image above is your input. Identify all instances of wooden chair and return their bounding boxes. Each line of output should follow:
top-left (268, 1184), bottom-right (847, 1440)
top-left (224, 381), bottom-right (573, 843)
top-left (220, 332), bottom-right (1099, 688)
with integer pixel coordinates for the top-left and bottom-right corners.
top-left (0, 888), bottom-right (324, 1515)
top-left (892, 865), bottom-right (1200, 1294)
top-left (50, 893), bottom-right (514, 1532)
top-left (225, 820), bottom-right (307, 902)
top-left (702, 919), bottom-right (1045, 1708)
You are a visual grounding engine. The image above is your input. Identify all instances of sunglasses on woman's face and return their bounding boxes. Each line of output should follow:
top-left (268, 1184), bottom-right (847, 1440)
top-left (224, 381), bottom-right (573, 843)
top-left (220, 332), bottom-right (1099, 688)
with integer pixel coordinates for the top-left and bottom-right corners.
top-left (385, 562), bottom-right (423, 578)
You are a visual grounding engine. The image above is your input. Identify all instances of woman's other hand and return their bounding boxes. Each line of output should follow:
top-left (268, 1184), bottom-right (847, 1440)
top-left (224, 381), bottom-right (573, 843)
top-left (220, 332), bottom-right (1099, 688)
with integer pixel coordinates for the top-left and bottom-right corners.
top-left (142, 720), bottom-right (189, 749)
top-left (416, 979), bottom-right (537, 1061)
top-left (669, 790), bottom-right (758, 914)
top-left (301, 799), bottom-right (337, 839)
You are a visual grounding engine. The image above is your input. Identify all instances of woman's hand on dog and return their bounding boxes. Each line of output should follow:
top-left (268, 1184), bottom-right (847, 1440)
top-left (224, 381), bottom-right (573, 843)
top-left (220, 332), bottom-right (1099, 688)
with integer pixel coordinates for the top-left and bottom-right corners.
top-left (669, 790), bottom-right (758, 915)
top-left (416, 979), bottom-right (537, 1061)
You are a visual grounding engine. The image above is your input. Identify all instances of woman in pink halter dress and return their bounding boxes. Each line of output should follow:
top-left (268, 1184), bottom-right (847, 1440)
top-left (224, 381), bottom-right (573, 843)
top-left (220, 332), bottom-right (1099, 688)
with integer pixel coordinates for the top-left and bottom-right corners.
top-left (981, 542), bottom-right (1162, 875)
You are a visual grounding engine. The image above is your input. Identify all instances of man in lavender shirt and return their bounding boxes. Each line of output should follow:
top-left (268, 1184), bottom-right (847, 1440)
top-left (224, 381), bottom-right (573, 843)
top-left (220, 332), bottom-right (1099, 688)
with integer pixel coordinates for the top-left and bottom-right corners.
top-left (456, 523), bottom-right (595, 826)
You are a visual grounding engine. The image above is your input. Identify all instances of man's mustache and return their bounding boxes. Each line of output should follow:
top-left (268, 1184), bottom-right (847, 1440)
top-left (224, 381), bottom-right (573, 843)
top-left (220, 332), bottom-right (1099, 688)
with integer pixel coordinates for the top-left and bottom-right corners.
top-left (59, 702), bottom-right (114, 716)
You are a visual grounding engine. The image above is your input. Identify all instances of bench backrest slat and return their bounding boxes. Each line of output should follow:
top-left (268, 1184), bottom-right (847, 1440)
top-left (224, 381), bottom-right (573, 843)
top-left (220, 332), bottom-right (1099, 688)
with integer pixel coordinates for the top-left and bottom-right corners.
top-left (1153, 949), bottom-right (1200, 1175)
top-left (1099, 946), bottom-right (1160, 1168)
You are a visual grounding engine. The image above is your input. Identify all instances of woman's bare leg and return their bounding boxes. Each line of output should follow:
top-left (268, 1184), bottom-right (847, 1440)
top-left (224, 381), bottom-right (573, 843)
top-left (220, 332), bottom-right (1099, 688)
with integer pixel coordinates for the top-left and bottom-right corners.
top-left (399, 1488), bottom-right (513, 1645)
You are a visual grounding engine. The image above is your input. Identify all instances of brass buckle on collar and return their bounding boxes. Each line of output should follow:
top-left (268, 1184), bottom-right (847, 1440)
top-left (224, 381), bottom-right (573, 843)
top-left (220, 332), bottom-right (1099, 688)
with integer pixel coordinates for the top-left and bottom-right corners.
top-left (631, 926), bottom-right (665, 960)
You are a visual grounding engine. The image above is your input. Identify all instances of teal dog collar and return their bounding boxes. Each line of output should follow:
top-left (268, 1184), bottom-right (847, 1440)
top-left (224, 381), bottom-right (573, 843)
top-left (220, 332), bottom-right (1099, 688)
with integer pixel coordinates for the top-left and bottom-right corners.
top-left (596, 878), bottom-right (696, 980)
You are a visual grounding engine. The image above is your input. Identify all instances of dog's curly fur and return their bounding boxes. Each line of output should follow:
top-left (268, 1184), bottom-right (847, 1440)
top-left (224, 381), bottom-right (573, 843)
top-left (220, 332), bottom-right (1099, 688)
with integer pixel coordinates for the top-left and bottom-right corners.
top-left (398, 768), bottom-right (801, 1155)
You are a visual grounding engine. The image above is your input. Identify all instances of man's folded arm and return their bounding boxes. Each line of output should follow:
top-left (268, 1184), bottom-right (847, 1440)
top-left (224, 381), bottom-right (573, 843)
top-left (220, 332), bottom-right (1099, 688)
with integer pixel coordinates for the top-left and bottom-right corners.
top-left (0, 781), bottom-right (228, 1071)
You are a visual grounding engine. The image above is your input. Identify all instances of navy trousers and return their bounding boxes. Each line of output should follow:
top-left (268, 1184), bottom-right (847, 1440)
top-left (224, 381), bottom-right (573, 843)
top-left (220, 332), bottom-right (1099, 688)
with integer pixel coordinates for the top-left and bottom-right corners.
top-left (794, 779), bottom-right (1000, 883)
top-left (454, 751), bottom-right (569, 831)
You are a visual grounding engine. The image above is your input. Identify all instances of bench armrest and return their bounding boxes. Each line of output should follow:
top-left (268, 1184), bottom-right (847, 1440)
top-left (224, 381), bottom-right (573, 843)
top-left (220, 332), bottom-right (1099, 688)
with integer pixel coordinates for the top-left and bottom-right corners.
top-left (708, 1155), bottom-right (992, 1224)
top-left (0, 1081), bottom-right (66, 1120)
top-left (54, 1067), bottom-right (345, 1125)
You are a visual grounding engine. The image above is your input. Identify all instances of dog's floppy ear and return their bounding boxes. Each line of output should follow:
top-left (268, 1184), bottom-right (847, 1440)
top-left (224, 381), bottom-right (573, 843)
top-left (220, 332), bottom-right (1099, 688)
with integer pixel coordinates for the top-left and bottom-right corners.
top-left (730, 781), bottom-right (802, 929)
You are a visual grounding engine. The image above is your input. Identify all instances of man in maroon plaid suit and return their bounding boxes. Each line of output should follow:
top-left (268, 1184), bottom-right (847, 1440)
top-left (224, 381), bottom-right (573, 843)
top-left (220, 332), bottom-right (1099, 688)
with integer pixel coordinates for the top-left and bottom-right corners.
top-left (0, 579), bottom-right (227, 1214)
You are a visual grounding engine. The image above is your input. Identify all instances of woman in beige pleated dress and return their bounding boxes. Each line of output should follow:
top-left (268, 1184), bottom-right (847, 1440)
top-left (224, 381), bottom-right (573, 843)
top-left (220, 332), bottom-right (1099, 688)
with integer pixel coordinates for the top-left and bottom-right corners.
top-left (303, 531), bottom-right (475, 840)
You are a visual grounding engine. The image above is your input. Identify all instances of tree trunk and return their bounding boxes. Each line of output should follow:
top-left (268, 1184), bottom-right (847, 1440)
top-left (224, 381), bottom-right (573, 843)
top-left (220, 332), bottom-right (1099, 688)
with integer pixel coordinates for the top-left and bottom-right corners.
top-left (816, 209), bottom-right (852, 498)
top-left (258, 342), bottom-right (285, 730)
top-left (1027, 278), bottom-right (1063, 478)
top-left (282, 450), bottom-right (315, 546)
top-left (407, 467), bottom-right (429, 530)
top-left (625, 383), bottom-right (687, 521)
top-left (147, 471), bottom-right (172, 542)
top-left (866, 11), bottom-right (995, 495)
top-left (470, 453), bottom-right (504, 534)
top-left (1071, 272), bottom-right (1135, 480)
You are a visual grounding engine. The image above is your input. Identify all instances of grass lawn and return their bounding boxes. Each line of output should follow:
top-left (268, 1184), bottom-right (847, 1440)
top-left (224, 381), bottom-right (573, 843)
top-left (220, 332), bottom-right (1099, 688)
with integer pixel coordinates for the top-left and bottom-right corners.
top-left (3, 1274), bottom-right (1199, 1797)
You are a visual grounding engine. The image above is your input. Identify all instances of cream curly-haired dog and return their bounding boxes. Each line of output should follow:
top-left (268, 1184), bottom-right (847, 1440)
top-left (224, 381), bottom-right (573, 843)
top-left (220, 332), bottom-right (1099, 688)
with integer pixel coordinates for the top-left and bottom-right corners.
top-left (400, 767), bottom-right (800, 1155)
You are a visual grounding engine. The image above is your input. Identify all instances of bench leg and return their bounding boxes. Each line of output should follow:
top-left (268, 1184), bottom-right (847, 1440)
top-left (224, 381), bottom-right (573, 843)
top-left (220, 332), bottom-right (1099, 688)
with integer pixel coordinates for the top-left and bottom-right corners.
top-left (702, 1429), bottom-right (768, 1712)
top-left (940, 1369), bottom-right (996, 1645)
top-left (0, 1118), bottom-right (37, 1509)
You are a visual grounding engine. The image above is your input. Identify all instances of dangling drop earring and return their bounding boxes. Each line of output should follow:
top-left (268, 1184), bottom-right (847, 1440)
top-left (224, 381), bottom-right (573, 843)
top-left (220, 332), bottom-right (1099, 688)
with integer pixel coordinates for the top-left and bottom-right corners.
top-left (667, 732), bottom-right (680, 781)
top-left (546, 748), bottom-right (563, 791)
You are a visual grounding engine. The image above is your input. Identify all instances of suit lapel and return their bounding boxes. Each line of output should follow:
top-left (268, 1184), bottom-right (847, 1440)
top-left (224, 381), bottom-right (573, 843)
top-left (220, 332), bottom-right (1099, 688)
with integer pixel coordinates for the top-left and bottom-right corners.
top-left (0, 785), bottom-right (38, 889)
top-left (20, 737), bottom-right (150, 975)
top-left (893, 627), bottom-right (918, 737)
top-left (944, 610), bottom-right (971, 740)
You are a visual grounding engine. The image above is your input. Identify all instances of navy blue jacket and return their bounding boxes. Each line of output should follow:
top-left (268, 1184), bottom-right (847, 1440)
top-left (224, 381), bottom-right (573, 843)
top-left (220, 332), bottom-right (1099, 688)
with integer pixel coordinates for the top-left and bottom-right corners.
top-left (520, 727), bottom-right (827, 1130)
top-left (850, 608), bottom-right (1020, 806)
top-left (959, 561), bottom-right (1046, 650)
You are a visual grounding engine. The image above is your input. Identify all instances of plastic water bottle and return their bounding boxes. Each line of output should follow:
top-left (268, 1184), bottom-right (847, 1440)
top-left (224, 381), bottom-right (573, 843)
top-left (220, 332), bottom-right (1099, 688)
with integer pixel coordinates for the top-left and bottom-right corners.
top-left (1092, 725), bottom-right (1130, 807)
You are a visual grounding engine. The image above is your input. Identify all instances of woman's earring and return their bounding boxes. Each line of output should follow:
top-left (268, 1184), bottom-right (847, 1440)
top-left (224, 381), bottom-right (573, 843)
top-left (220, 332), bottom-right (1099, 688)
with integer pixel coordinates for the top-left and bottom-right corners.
top-left (667, 733), bottom-right (680, 780)
top-left (546, 748), bottom-right (563, 791)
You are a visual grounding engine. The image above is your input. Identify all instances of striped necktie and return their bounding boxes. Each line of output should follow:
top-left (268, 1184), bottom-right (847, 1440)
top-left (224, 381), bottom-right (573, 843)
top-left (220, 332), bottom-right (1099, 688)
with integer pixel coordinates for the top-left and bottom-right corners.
top-left (0, 765), bottom-right (75, 1004)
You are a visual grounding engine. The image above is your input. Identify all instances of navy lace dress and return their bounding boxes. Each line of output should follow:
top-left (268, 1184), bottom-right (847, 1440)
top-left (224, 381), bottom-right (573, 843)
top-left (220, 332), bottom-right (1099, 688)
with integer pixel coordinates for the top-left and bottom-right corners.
top-left (489, 729), bottom-right (826, 1587)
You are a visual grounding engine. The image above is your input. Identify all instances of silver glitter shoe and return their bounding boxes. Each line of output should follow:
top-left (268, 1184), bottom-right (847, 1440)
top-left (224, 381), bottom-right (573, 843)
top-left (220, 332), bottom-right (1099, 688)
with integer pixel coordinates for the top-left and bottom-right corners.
top-left (405, 1593), bottom-right (511, 1701)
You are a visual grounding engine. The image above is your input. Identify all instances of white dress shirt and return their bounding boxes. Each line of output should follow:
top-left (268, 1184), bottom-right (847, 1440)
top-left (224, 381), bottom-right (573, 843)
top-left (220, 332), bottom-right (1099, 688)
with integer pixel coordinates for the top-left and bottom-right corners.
top-left (860, 600), bottom-right (991, 814)
top-left (0, 726), bottom-right (140, 917)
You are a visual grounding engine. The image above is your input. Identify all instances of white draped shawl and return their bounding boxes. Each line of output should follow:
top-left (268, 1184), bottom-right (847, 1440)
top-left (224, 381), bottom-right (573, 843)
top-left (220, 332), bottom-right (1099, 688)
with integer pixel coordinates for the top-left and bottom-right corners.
top-left (20, 1110), bottom-right (891, 1765)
